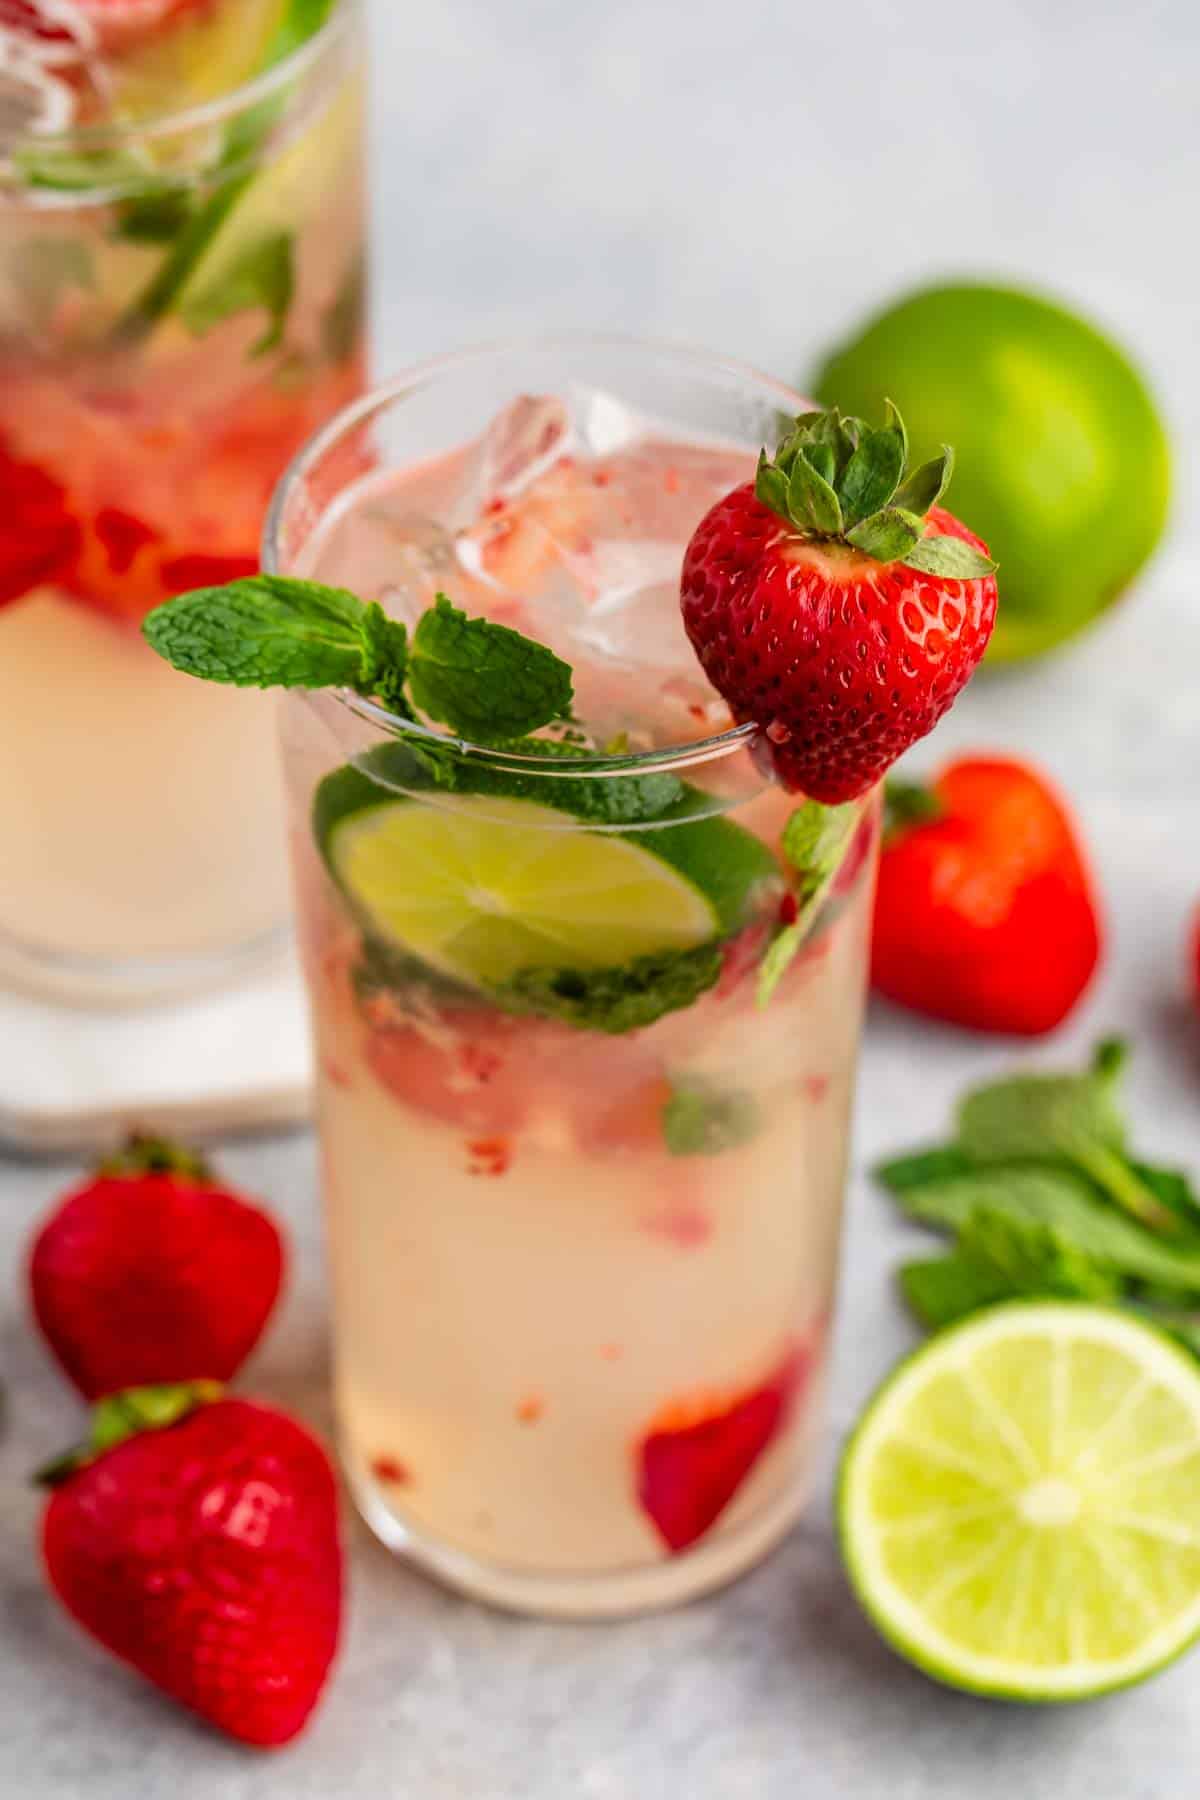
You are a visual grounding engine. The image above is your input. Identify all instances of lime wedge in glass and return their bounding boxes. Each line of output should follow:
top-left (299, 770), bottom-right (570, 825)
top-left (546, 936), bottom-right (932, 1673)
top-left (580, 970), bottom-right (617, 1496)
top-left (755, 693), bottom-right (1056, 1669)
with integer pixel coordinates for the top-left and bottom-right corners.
top-left (839, 1302), bottom-right (1200, 1700)
top-left (325, 792), bottom-right (768, 991)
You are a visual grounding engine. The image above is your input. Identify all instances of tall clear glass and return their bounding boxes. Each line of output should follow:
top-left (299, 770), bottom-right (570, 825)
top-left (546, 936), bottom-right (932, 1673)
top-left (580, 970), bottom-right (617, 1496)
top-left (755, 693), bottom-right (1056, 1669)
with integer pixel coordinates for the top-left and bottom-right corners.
top-left (268, 341), bottom-right (879, 1617)
top-left (0, 0), bottom-right (366, 1004)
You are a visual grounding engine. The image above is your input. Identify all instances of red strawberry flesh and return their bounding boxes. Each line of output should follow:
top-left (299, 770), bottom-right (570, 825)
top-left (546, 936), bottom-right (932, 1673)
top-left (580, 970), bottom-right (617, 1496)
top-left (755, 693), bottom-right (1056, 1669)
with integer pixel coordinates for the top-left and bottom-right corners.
top-left (636, 1344), bottom-right (809, 1553)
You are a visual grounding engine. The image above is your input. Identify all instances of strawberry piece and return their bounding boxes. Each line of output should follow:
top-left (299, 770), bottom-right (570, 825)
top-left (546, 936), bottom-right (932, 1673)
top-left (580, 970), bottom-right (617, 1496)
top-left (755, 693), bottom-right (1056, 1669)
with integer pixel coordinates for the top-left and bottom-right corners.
top-left (680, 408), bottom-right (997, 803)
top-left (41, 1389), bottom-right (341, 1748)
top-left (0, 433), bottom-right (81, 606)
top-left (29, 1136), bottom-right (284, 1399)
top-left (636, 1344), bottom-right (808, 1553)
top-left (872, 756), bottom-right (1102, 1035)
top-left (71, 0), bottom-right (206, 48)
top-left (0, 0), bottom-right (95, 62)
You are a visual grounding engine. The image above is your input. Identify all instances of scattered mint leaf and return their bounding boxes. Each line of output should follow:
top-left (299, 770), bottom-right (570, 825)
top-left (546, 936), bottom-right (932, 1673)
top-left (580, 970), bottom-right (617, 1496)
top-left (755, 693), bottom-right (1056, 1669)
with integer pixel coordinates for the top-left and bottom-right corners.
top-left (181, 231), bottom-right (295, 357)
top-left (757, 799), bottom-right (859, 1007)
top-left (899, 1253), bottom-right (1020, 1331)
top-left (407, 594), bottom-right (574, 742)
top-left (895, 1167), bottom-right (1200, 1296)
top-left (956, 1039), bottom-right (1178, 1232)
top-left (663, 1083), bottom-right (759, 1156)
top-left (497, 942), bottom-right (723, 1035)
top-left (875, 1145), bottom-right (973, 1192)
top-left (899, 1209), bottom-right (1121, 1332)
top-left (13, 146), bottom-right (150, 191)
top-left (1130, 1160), bottom-right (1200, 1232)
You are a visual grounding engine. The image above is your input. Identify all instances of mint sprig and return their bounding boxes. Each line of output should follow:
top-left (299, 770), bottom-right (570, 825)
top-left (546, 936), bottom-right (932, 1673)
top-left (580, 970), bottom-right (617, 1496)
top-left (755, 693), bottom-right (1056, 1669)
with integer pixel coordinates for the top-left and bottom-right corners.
top-left (757, 799), bottom-right (859, 1007)
top-left (143, 576), bottom-right (574, 743)
top-left (755, 404), bottom-right (995, 578)
top-left (877, 1041), bottom-right (1200, 1356)
top-left (180, 230), bottom-right (295, 357)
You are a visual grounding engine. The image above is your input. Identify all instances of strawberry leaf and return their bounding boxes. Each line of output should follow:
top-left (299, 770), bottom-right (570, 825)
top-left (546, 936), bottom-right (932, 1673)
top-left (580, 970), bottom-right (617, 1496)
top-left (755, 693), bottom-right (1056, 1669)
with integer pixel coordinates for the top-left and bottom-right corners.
top-left (836, 423), bottom-right (905, 528)
top-left (903, 534), bottom-right (996, 578)
top-left (786, 450), bottom-right (842, 536)
top-left (845, 506), bottom-right (923, 561)
top-left (893, 446), bottom-right (954, 518)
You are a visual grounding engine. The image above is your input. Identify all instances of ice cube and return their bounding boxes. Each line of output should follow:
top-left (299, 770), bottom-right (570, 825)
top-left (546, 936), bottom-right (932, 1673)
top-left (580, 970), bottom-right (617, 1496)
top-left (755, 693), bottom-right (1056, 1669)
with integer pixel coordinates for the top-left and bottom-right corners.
top-left (449, 394), bottom-right (574, 530)
top-left (572, 577), bottom-right (693, 672)
top-left (566, 383), bottom-right (654, 457)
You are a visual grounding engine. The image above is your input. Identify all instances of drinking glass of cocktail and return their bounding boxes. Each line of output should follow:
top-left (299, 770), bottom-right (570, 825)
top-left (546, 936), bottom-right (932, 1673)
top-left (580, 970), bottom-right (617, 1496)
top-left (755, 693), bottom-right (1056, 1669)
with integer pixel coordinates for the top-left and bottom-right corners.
top-left (0, 0), bottom-right (366, 1003)
top-left (146, 338), bottom-right (997, 1616)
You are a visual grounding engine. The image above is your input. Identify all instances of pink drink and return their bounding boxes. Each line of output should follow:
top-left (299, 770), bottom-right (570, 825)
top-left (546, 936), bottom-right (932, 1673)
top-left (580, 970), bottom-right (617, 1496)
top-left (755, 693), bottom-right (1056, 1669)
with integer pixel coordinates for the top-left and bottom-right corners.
top-left (272, 346), bottom-right (878, 1615)
top-left (0, 0), bottom-right (365, 1000)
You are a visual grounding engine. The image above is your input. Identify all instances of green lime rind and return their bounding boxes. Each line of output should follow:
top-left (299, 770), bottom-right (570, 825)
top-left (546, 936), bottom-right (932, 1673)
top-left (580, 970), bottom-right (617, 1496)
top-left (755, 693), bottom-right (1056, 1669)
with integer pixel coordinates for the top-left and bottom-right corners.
top-left (312, 746), bottom-right (778, 1031)
top-left (838, 1301), bottom-right (1200, 1702)
top-left (313, 745), bottom-right (778, 938)
top-left (815, 281), bottom-right (1170, 663)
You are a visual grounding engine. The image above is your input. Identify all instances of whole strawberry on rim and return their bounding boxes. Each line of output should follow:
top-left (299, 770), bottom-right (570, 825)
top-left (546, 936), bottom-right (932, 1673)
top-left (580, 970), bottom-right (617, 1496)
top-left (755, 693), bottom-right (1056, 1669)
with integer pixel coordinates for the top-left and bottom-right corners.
top-left (680, 405), bottom-right (997, 803)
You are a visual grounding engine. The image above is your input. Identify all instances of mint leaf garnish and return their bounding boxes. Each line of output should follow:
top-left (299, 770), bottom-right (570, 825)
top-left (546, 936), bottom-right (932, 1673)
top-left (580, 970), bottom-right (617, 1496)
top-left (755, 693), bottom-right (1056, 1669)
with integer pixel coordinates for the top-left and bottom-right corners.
top-left (757, 799), bottom-right (859, 1007)
top-left (883, 777), bottom-right (942, 841)
top-left (143, 574), bottom-right (404, 692)
top-left (321, 256), bottom-right (366, 363)
top-left (144, 577), bottom-right (572, 745)
top-left (497, 943), bottom-right (723, 1035)
top-left (663, 1083), bottom-right (759, 1157)
top-left (180, 231), bottom-right (295, 357)
top-left (407, 595), bottom-right (574, 742)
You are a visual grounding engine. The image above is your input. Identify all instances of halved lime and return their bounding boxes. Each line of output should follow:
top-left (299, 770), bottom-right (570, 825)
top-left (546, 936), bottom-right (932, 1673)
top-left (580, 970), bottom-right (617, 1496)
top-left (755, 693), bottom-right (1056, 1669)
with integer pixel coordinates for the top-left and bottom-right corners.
top-left (839, 1303), bottom-right (1200, 1700)
top-left (327, 793), bottom-right (730, 990)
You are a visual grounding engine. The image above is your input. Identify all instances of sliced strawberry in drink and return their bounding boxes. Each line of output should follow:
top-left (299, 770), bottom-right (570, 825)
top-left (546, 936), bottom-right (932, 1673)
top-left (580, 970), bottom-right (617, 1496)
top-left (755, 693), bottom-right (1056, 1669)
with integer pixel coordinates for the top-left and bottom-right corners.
top-left (635, 1343), bottom-right (809, 1554)
top-left (0, 0), bottom-right (95, 62)
top-left (364, 1010), bottom-right (537, 1138)
top-left (70, 0), bottom-right (207, 49)
top-left (0, 435), bottom-right (82, 607)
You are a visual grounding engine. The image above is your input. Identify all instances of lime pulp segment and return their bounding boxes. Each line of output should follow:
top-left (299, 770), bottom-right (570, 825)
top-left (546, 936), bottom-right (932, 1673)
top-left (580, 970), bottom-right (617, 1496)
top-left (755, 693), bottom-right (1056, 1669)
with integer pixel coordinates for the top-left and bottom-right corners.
top-left (327, 794), bottom-right (723, 989)
top-left (839, 1302), bottom-right (1200, 1700)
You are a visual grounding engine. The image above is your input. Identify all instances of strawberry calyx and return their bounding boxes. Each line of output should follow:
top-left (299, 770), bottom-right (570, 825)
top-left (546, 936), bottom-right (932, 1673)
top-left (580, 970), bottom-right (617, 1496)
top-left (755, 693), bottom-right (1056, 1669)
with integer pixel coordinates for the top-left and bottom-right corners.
top-left (35, 1379), bottom-right (223, 1486)
top-left (754, 404), bottom-right (996, 579)
top-left (883, 777), bottom-right (944, 843)
top-left (95, 1132), bottom-right (214, 1183)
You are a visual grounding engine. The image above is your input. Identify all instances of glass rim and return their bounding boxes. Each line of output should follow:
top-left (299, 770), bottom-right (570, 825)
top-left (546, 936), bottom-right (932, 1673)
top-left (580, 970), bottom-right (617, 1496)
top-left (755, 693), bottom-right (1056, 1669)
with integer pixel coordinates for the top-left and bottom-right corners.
top-left (262, 331), bottom-right (808, 780)
top-left (2, 0), bottom-right (357, 172)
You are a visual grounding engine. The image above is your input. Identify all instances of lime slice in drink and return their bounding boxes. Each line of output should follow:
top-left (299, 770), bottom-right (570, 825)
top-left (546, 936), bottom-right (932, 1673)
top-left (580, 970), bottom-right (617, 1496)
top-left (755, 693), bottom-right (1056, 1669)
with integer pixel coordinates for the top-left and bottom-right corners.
top-left (326, 793), bottom-right (739, 990)
top-left (839, 1302), bottom-right (1200, 1700)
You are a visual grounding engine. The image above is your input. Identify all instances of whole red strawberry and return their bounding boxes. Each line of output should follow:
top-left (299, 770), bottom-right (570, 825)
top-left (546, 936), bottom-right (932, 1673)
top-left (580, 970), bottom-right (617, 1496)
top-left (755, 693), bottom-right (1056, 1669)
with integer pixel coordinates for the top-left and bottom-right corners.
top-left (872, 756), bottom-right (1102, 1035)
top-left (30, 1136), bottom-right (284, 1399)
top-left (41, 1385), bottom-right (341, 1747)
top-left (680, 407), bottom-right (997, 802)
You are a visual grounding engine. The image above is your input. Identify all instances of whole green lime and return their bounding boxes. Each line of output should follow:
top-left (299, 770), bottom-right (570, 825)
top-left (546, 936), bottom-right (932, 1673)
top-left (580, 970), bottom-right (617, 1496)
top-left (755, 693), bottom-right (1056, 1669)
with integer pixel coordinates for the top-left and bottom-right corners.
top-left (814, 283), bottom-right (1170, 661)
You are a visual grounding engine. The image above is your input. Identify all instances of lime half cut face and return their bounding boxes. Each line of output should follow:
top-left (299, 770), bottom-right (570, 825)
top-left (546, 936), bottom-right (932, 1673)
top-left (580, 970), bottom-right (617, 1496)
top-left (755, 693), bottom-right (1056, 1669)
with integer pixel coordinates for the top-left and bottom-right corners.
top-left (326, 794), bottom-right (722, 989)
top-left (839, 1303), bottom-right (1200, 1701)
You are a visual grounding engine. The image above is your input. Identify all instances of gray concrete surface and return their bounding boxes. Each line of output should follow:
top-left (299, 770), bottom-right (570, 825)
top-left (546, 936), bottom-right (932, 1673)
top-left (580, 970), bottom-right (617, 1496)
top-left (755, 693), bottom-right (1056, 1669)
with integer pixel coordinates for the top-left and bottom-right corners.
top-left (2, 0), bottom-right (1198, 1791)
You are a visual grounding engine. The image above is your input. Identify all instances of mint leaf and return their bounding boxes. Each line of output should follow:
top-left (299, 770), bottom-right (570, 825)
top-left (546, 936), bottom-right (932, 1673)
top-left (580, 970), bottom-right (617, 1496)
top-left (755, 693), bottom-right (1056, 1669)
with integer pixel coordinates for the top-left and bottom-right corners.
top-left (956, 1040), bottom-right (1178, 1233)
top-left (322, 256), bottom-right (366, 363)
top-left (114, 0), bottom-right (339, 342)
top-left (181, 231), bottom-right (295, 356)
top-left (895, 1167), bottom-right (1200, 1296)
top-left (903, 534), bottom-right (996, 578)
top-left (836, 423), bottom-right (905, 529)
top-left (875, 1145), bottom-right (972, 1192)
top-left (142, 574), bottom-right (397, 692)
top-left (408, 595), bottom-right (573, 742)
top-left (498, 942), bottom-right (722, 1035)
top-left (113, 190), bottom-right (193, 245)
top-left (757, 799), bottom-right (859, 1007)
top-left (899, 1209), bottom-right (1121, 1332)
top-left (899, 1253), bottom-right (1020, 1330)
top-left (663, 1083), bottom-right (759, 1156)
top-left (883, 778), bottom-right (942, 841)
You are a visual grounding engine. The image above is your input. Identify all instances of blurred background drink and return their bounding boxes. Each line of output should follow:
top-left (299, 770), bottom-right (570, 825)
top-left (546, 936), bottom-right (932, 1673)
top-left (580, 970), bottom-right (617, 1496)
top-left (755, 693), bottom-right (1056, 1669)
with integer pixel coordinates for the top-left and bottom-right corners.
top-left (270, 343), bottom-right (879, 1616)
top-left (0, 0), bottom-right (366, 1003)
